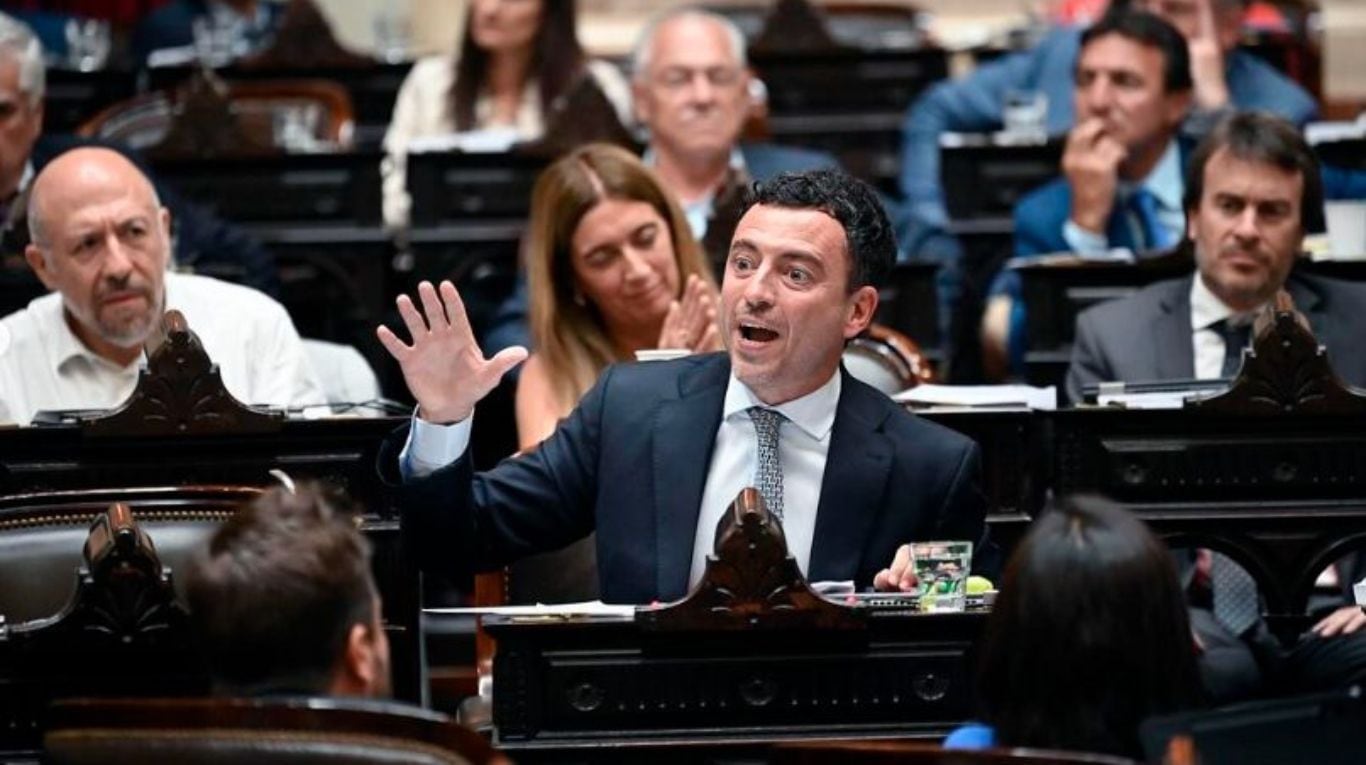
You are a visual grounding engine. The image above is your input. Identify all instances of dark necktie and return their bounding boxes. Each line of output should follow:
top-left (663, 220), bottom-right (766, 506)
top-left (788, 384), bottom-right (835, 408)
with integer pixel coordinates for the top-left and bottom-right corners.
top-left (748, 407), bottom-right (786, 523)
top-left (1129, 188), bottom-right (1175, 252)
top-left (1212, 553), bottom-right (1261, 637)
top-left (1210, 318), bottom-right (1253, 378)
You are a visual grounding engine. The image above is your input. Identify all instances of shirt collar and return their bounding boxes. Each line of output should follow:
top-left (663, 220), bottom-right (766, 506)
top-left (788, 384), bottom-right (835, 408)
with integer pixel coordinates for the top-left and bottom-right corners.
top-left (641, 146), bottom-right (747, 175)
top-left (721, 367), bottom-right (841, 442)
top-left (42, 273), bottom-right (174, 375)
top-left (1122, 138), bottom-right (1183, 211)
top-left (1189, 271), bottom-right (1262, 331)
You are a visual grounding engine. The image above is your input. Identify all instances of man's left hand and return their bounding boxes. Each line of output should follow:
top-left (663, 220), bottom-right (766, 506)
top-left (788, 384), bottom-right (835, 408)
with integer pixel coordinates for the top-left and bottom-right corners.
top-left (1312, 605), bottom-right (1366, 638)
top-left (873, 544), bottom-right (919, 592)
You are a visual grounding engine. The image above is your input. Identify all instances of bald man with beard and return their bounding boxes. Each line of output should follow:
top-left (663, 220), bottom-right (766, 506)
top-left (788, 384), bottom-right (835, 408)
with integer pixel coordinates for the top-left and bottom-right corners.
top-left (0, 147), bottom-right (321, 424)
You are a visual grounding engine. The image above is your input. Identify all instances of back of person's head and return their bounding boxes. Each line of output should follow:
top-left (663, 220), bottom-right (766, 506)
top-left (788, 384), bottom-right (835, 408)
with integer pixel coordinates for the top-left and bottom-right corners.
top-left (452, 0), bottom-right (585, 131)
top-left (526, 142), bottom-right (711, 405)
top-left (1183, 110), bottom-right (1324, 231)
top-left (740, 168), bottom-right (895, 293)
top-left (976, 494), bottom-right (1201, 758)
top-left (1080, 8), bottom-right (1193, 94)
top-left (0, 12), bottom-right (44, 104)
top-left (186, 484), bottom-right (390, 698)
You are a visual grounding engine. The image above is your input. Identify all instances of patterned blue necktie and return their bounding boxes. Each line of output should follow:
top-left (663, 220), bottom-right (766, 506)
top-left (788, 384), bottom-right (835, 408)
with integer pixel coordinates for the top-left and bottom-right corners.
top-left (748, 407), bottom-right (786, 523)
top-left (1212, 552), bottom-right (1260, 636)
top-left (1129, 188), bottom-right (1176, 252)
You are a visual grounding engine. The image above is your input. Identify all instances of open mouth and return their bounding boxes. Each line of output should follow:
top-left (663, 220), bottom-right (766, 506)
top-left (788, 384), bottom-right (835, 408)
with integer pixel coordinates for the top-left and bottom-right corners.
top-left (739, 323), bottom-right (779, 343)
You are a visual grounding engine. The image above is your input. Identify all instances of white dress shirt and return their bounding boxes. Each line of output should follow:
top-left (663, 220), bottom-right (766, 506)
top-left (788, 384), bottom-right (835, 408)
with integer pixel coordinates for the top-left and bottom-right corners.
top-left (1189, 274), bottom-right (1262, 380)
top-left (0, 271), bottom-right (323, 424)
top-left (688, 370), bottom-right (840, 587)
top-left (642, 147), bottom-right (748, 240)
top-left (1062, 138), bottom-right (1186, 257)
top-left (399, 367), bottom-right (842, 589)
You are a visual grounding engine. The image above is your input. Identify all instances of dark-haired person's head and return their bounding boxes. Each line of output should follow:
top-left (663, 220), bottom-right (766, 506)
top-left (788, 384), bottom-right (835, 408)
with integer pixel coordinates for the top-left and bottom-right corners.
top-left (722, 169), bottom-right (892, 405)
top-left (1183, 111), bottom-right (1320, 313)
top-left (976, 495), bottom-right (1201, 759)
top-left (452, 0), bottom-right (584, 131)
top-left (1075, 10), bottom-right (1192, 158)
top-left (186, 485), bottom-right (391, 698)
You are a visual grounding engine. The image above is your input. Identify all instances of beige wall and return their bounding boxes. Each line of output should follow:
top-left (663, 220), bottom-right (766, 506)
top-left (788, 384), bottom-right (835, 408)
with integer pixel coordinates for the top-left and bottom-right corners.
top-left (1323, 0), bottom-right (1366, 100)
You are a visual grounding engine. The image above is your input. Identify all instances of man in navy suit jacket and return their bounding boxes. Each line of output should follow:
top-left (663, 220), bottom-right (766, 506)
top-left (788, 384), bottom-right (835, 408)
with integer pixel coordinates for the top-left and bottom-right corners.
top-left (376, 169), bottom-right (986, 603)
top-left (898, 0), bottom-right (1317, 235)
top-left (984, 10), bottom-right (1195, 372)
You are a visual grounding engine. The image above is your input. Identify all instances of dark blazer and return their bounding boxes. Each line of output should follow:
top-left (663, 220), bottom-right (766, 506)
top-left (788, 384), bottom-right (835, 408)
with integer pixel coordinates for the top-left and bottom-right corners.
top-left (1066, 270), bottom-right (1366, 403)
top-left (379, 353), bottom-right (986, 604)
top-left (1013, 176), bottom-right (1148, 259)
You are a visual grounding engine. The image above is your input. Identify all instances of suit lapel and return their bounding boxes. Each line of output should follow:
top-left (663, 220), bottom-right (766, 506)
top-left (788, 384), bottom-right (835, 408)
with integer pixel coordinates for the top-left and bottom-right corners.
top-left (653, 355), bottom-right (728, 599)
top-left (1154, 276), bottom-right (1195, 380)
top-left (808, 371), bottom-right (893, 582)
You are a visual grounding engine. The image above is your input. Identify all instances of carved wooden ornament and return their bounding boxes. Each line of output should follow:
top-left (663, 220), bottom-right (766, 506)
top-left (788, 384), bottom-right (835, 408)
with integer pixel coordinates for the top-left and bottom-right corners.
top-left (1189, 290), bottom-right (1366, 415)
top-left (84, 309), bottom-right (284, 436)
top-left (638, 488), bottom-right (864, 632)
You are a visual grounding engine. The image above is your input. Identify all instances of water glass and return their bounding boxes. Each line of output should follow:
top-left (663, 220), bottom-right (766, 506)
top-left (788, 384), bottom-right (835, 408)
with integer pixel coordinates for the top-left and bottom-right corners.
top-left (65, 18), bottom-right (111, 72)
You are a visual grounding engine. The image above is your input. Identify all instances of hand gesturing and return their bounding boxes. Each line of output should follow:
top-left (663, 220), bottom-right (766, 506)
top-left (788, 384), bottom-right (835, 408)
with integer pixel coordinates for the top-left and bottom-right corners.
top-left (376, 280), bottom-right (528, 424)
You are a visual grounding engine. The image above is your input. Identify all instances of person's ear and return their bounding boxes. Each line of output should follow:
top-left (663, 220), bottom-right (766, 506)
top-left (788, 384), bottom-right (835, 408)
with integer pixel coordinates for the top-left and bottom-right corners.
top-left (25, 243), bottom-right (57, 291)
top-left (336, 621), bottom-right (383, 697)
top-left (842, 284), bottom-right (879, 340)
top-left (631, 78), bottom-right (652, 125)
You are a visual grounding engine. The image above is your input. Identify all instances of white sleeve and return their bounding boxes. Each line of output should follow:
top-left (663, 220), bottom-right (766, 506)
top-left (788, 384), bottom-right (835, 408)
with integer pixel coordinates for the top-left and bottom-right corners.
top-left (399, 412), bottom-right (473, 480)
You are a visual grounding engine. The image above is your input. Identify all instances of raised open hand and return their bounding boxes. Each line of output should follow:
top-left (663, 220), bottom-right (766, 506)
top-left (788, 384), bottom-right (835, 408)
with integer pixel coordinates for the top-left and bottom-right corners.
top-left (657, 274), bottom-right (723, 353)
top-left (376, 280), bottom-right (527, 424)
top-left (1188, 0), bottom-right (1230, 110)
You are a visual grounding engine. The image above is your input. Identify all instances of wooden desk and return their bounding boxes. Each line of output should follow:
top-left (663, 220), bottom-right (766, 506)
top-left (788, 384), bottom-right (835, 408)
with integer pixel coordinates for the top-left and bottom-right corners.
top-left (485, 610), bottom-right (985, 759)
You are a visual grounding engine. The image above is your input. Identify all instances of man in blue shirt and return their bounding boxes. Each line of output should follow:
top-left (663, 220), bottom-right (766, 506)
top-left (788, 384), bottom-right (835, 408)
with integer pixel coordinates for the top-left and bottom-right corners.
top-left (982, 10), bottom-right (1195, 372)
top-left (899, 0), bottom-right (1316, 234)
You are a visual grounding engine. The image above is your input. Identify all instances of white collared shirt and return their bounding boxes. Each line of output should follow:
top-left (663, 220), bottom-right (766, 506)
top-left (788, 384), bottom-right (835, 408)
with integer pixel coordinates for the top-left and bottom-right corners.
top-left (1063, 138), bottom-right (1186, 257)
top-left (1189, 273), bottom-right (1262, 380)
top-left (400, 366), bottom-right (842, 589)
top-left (689, 370), bottom-right (840, 587)
top-left (0, 271), bottom-right (323, 424)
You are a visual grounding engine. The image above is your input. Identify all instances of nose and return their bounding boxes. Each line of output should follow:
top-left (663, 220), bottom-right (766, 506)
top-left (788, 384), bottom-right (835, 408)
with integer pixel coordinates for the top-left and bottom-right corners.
top-left (1232, 206), bottom-right (1260, 241)
top-left (101, 232), bottom-right (135, 279)
top-left (741, 265), bottom-right (775, 308)
top-left (621, 247), bottom-right (653, 284)
top-left (1081, 78), bottom-right (1114, 116)
top-left (687, 72), bottom-right (716, 106)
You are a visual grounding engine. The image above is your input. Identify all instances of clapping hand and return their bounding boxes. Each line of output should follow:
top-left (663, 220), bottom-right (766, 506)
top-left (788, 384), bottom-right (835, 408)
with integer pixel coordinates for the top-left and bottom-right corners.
top-left (657, 274), bottom-right (723, 353)
top-left (376, 280), bottom-right (527, 424)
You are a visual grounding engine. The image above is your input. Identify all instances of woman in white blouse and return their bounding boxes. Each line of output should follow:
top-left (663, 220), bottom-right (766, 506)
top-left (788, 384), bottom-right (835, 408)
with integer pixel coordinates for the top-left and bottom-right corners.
top-left (382, 0), bottom-right (631, 229)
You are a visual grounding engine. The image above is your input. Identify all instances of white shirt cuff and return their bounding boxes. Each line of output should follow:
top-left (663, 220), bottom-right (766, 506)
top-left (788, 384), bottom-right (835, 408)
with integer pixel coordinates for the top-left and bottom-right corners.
top-left (1062, 219), bottom-right (1111, 257)
top-left (399, 410), bottom-right (473, 480)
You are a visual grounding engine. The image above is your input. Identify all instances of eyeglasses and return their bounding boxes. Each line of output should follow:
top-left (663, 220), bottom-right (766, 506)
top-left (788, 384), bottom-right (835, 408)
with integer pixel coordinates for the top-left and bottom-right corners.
top-left (653, 66), bottom-right (744, 91)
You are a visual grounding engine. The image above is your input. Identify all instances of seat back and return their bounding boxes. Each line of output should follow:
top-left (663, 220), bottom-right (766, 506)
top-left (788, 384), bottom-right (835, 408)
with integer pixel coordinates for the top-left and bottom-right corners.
top-left (44, 696), bottom-right (506, 765)
top-left (0, 486), bottom-right (259, 624)
top-left (843, 323), bottom-right (937, 394)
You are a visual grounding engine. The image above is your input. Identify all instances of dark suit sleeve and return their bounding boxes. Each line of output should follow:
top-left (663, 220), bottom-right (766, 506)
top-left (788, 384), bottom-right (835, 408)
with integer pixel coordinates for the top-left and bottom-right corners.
top-left (377, 365), bottom-right (612, 581)
top-left (163, 186), bottom-right (281, 298)
top-left (1066, 307), bottom-right (1111, 405)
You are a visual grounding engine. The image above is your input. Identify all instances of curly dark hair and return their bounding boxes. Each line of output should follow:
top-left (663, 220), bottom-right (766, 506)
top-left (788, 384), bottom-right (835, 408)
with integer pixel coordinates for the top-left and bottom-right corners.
top-left (742, 168), bottom-right (896, 293)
